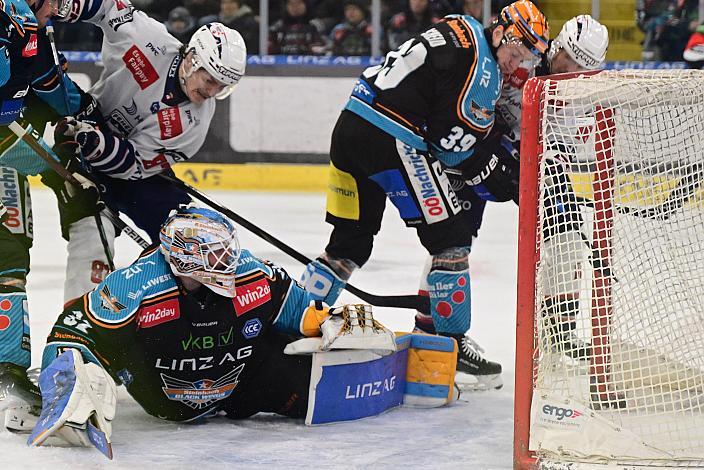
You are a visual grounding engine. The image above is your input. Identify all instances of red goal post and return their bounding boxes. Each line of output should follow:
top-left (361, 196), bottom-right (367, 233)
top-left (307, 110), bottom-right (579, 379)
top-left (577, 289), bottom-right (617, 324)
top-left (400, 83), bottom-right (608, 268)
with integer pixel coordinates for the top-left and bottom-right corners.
top-left (513, 70), bottom-right (704, 469)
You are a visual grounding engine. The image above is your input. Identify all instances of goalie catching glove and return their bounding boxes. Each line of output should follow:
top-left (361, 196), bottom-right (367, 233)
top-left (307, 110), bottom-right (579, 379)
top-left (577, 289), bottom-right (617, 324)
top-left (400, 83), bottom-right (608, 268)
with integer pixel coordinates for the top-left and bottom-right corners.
top-left (286, 303), bottom-right (396, 355)
top-left (28, 349), bottom-right (116, 460)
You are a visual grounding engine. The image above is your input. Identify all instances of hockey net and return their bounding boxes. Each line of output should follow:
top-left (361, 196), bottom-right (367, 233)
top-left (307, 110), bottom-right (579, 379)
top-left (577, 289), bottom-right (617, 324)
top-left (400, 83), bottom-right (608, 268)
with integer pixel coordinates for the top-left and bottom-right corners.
top-left (514, 70), bottom-right (704, 469)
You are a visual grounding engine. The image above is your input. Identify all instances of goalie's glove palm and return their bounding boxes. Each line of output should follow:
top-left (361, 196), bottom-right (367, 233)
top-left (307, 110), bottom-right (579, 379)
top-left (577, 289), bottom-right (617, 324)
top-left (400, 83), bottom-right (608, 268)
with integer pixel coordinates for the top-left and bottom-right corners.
top-left (321, 304), bottom-right (396, 355)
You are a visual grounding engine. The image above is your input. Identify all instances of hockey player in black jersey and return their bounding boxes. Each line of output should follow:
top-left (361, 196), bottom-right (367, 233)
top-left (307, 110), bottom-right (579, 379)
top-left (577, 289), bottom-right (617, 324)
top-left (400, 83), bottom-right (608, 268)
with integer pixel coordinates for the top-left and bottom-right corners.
top-left (301, 0), bottom-right (549, 391)
top-left (0, 0), bottom-right (100, 430)
top-left (449, 15), bottom-right (609, 360)
top-left (25, 207), bottom-right (456, 457)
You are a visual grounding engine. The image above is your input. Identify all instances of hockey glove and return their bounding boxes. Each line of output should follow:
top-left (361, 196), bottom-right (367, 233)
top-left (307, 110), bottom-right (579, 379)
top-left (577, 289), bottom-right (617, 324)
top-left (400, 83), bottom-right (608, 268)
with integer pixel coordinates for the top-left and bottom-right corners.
top-left (28, 349), bottom-right (116, 459)
top-left (54, 118), bottom-right (106, 162)
top-left (42, 144), bottom-right (105, 238)
top-left (321, 304), bottom-right (396, 355)
top-left (458, 132), bottom-right (520, 204)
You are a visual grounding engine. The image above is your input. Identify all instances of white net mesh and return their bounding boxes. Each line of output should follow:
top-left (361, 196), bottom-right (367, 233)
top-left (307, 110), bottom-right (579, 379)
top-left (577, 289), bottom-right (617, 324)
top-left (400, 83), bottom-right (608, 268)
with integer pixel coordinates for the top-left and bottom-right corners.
top-left (529, 70), bottom-right (704, 466)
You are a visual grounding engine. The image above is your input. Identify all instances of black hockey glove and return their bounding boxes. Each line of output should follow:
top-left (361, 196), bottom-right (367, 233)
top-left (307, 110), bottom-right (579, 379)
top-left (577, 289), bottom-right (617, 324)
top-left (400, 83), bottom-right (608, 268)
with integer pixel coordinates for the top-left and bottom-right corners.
top-left (41, 143), bottom-right (105, 240)
top-left (457, 131), bottom-right (520, 204)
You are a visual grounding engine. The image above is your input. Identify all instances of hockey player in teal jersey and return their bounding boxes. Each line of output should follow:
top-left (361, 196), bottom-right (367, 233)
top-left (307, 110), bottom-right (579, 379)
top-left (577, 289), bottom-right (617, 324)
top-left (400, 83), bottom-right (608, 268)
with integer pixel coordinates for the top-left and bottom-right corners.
top-left (27, 207), bottom-right (457, 457)
top-left (0, 0), bottom-right (96, 425)
top-left (301, 0), bottom-right (549, 391)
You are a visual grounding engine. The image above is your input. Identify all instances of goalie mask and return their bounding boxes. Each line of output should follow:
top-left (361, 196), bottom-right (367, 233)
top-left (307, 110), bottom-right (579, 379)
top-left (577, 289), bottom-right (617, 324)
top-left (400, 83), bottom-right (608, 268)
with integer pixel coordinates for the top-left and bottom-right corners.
top-left (548, 15), bottom-right (608, 70)
top-left (184, 23), bottom-right (247, 100)
top-left (160, 207), bottom-right (241, 298)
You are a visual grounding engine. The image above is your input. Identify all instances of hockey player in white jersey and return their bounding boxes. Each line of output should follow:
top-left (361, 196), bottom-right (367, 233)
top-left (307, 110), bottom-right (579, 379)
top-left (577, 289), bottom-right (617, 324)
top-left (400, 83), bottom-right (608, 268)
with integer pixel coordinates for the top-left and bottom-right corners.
top-left (51, 0), bottom-right (246, 300)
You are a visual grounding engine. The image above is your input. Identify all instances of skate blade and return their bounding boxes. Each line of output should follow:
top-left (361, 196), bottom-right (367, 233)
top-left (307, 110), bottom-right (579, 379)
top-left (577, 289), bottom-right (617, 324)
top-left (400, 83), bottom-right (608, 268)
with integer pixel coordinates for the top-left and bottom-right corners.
top-left (455, 372), bottom-right (503, 392)
top-left (4, 404), bottom-right (39, 433)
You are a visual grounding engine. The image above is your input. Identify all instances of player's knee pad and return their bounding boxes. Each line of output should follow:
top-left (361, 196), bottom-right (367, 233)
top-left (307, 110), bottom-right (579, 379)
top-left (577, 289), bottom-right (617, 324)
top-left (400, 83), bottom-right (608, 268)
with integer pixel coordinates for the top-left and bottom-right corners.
top-left (427, 247), bottom-right (471, 335)
top-left (64, 215), bottom-right (115, 302)
top-left (0, 291), bottom-right (30, 368)
top-left (300, 255), bottom-right (357, 305)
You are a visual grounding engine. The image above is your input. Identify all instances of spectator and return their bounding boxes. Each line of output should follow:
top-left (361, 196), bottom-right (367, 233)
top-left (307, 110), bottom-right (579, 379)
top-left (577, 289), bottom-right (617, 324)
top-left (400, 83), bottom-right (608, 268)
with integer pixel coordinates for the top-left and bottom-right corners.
top-left (330, 0), bottom-right (373, 56)
top-left (386, 0), bottom-right (442, 51)
top-left (657, 0), bottom-right (698, 61)
top-left (269, 0), bottom-right (328, 55)
top-left (313, 0), bottom-right (346, 36)
top-left (637, 0), bottom-right (698, 60)
top-left (200, 0), bottom-right (260, 54)
top-left (164, 6), bottom-right (198, 44)
top-left (684, 22), bottom-right (704, 68)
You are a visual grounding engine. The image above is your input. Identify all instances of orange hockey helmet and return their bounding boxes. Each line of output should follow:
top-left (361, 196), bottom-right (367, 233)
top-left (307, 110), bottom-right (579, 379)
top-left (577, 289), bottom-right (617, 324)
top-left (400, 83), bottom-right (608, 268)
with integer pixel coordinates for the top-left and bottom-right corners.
top-left (498, 0), bottom-right (549, 58)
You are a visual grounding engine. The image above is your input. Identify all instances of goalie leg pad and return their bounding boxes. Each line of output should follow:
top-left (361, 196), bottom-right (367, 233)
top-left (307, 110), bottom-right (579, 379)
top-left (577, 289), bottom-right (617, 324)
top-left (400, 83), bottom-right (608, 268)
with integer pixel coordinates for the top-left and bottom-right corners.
top-left (304, 347), bottom-right (406, 425)
top-left (29, 349), bottom-right (116, 459)
top-left (399, 333), bottom-right (458, 408)
top-left (303, 333), bottom-right (457, 425)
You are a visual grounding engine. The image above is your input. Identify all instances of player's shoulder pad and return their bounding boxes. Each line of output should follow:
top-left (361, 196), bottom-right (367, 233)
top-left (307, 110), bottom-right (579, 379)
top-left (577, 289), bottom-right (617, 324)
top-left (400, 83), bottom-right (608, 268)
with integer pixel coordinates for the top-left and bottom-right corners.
top-left (0, 0), bottom-right (38, 36)
top-left (86, 247), bottom-right (177, 324)
top-left (424, 16), bottom-right (483, 71)
top-left (235, 249), bottom-right (275, 280)
top-left (63, 0), bottom-right (131, 25)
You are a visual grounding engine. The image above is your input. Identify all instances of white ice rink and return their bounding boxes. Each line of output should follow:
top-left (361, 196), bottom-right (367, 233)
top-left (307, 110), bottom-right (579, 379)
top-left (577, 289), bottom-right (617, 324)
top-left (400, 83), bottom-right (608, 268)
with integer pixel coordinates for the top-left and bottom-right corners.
top-left (0, 187), bottom-right (519, 469)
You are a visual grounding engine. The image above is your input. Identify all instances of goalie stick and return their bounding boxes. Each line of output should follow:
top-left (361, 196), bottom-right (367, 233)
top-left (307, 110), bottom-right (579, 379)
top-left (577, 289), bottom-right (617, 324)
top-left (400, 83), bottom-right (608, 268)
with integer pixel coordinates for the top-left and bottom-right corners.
top-left (158, 173), bottom-right (432, 314)
top-left (7, 122), bottom-right (149, 249)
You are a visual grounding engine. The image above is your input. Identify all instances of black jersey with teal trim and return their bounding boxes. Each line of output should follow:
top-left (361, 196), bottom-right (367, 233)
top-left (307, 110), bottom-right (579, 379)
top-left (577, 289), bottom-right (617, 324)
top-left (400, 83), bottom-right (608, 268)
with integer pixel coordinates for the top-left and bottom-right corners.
top-left (41, 247), bottom-right (317, 422)
top-left (344, 15), bottom-right (502, 168)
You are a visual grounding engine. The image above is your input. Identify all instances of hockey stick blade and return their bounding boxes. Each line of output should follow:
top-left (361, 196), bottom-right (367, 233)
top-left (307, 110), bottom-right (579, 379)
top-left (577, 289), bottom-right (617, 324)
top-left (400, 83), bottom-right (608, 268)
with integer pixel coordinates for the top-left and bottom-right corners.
top-left (158, 173), bottom-right (431, 313)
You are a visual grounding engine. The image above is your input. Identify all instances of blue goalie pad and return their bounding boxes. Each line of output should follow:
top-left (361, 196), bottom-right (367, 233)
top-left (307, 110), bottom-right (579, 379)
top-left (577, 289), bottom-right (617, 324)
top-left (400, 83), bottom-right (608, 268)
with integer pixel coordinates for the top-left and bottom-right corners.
top-left (306, 348), bottom-right (407, 425)
top-left (28, 350), bottom-right (78, 446)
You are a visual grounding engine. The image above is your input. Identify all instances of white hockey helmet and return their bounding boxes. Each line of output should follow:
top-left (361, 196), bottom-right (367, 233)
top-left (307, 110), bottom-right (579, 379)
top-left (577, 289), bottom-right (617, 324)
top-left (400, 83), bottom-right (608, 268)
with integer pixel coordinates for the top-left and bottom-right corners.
top-left (548, 15), bottom-right (609, 70)
top-left (185, 23), bottom-right (247, 100)
top-left (160, 206), bottom-right (241, 298)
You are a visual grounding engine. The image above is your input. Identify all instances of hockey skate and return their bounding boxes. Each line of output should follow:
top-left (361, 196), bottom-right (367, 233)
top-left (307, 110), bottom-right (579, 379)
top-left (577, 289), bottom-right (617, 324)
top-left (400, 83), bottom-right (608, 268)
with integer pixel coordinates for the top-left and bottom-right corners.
top-left (450, 335), bottom-right (503, 391)
top-left (0, 363), bottom-right (41, 433)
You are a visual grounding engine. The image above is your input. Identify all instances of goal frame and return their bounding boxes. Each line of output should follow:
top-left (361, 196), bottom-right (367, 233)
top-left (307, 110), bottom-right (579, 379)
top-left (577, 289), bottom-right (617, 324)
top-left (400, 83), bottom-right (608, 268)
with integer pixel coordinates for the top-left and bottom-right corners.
top-left (513, 70), bottom-right (605, 470)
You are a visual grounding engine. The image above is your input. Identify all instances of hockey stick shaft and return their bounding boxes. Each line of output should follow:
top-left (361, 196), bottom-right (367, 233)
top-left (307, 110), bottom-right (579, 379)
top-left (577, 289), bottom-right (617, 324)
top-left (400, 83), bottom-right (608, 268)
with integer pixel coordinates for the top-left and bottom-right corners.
top-left (46, 25), bottom-right (115, 269)
top-left (159, 173), bottom-right (431, 313)
top-left (7, 122), bottom-right (149, 249)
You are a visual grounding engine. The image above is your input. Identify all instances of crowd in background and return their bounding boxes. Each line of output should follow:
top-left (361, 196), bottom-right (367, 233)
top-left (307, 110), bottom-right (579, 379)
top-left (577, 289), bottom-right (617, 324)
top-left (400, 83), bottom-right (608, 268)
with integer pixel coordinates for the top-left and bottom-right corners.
top-left (51, 0), bottom-right (704, 65)
top-left (52, 0), bottom-right (511, 55)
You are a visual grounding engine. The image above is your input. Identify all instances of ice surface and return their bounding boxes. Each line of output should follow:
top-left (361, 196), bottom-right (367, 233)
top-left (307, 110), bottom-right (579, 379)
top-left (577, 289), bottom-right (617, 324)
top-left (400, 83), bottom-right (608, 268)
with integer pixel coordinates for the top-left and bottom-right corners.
top-left (0, 189), bottom-right (518, 469)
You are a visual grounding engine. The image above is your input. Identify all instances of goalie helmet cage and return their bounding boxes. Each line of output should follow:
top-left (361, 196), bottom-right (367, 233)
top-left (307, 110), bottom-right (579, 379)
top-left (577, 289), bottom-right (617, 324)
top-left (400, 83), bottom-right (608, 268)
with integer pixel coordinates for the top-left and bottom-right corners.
top-left (513, 69), bottom-right (704, 470)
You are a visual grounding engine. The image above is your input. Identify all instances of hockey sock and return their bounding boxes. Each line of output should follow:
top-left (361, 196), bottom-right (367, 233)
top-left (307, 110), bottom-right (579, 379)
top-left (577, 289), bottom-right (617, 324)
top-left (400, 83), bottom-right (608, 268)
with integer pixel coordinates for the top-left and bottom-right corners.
top-left (300, 254), bottom-right (357, 305)
top-left (427, 247), bottom-right (471, 335)
top-left (65, 215), bottom-right (115, 302)
top-left (0, 290), bottom-right (30, 369)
